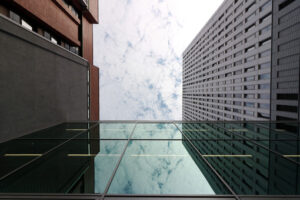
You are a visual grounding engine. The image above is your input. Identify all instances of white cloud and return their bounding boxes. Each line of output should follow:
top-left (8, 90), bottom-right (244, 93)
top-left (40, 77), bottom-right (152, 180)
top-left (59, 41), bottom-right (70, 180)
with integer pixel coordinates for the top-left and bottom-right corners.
top-left (94, 0), bottom-right (223, 120)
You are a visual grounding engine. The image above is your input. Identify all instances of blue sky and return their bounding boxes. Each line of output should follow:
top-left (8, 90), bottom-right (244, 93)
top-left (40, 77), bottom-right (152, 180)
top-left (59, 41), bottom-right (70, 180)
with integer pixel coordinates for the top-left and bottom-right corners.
top-left (94, 0), bottom-right (223, 120)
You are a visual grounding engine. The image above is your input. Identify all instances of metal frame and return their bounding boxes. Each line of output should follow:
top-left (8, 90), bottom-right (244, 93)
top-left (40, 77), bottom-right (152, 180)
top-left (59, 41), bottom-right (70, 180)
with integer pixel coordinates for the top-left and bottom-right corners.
top-left (1, 121), bottom-right (300, 200)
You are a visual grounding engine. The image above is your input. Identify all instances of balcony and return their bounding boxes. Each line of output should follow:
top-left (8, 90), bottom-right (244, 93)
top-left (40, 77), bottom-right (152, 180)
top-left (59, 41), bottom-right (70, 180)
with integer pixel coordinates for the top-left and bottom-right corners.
top-left (0, 121), bottom-right (299, 199)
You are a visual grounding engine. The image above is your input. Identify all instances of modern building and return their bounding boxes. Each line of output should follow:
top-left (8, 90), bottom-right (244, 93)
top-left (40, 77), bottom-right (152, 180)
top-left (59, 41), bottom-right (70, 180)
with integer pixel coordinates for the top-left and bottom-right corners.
top-left (182, 0), bottom-right (300, 121)
top-left (0, 0), bottom-right (99, 142)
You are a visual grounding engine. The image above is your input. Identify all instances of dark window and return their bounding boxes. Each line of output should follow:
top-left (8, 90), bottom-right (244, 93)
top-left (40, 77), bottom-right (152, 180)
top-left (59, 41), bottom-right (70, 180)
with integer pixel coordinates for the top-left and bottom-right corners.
top-left (279, 0), bottom-right (295, 11)
top-left (277, 105), bottom-right (298, 113)
top-left (277, 93), bottom-right (298, 100)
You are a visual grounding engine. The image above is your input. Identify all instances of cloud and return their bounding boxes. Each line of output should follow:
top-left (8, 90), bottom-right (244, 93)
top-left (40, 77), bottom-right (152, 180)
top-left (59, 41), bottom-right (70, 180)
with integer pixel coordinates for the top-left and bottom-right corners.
top-left (94, 0), bottom-right (222, 120)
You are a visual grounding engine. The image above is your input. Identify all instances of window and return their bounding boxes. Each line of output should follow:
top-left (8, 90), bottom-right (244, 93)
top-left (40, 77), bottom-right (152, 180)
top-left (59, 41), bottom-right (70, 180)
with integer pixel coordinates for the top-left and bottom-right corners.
top-left (277, 93), bottom-right (298, 100)
top-left (44, 31), bottom-right (51, 40)
top-left (234, 50), bottom-right (243, 57)
top-left (260, 0), bottom-right (271, 11)
top-left (244, 85), bottom-right (255, 90)
top-left (246, 12), bottom-right (256, 22)
top-left (245, 55), bottom-right (255, 62)
top-left (9, 11), bottom-right (20, 23)
top-left (259, 50), bottom-right (271, 58)
top-left (259, 24), bottom-right (271, 35)
top-left (259, 38), bottom-right (271, 46)
top-left (244, 94), bottom-right (255, 99)
top-left (259, 62), bottom-right (271, 69)
top-left (277, 105), bottom-right (298, 113)
top-left (259, 73), bottom-right (270, 80)
top-left (245, 33), bottom-right (256, 43)
top-left (244, 76), bottom-right (255, 82)
top-left (258, 112), bottom-right (269, 119)
top-left (258, 103), bottom-right (269, 109)
top-left (245, 45), bottom-right (255, 53)
top-left (259, 83), bottom-right (270, 89)
top-left (258, 93), bottom-right (270, 99)
top-left (245, 66), bottom-right (255, 72)
top-left (245, 110), bottom-right (254, 116)
top-left (279, 0), bottom-right (295, 11)
top-left (245, 102), bottom-right (255, 107)
top-left (259, 13), bottom-right (271, 23)
top-left (245, 23), bottom-right (256, 32)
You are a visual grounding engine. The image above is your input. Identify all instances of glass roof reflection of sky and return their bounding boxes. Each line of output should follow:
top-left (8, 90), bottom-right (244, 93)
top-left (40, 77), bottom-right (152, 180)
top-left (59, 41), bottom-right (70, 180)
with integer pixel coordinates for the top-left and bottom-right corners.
top-left (0, 122), bottom-right (300, 197)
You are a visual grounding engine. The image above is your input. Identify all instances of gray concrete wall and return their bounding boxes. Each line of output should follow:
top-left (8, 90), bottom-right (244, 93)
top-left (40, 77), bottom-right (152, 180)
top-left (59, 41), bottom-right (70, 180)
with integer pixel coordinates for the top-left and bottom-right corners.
top-left (0, 15), bottom-right (89, 142)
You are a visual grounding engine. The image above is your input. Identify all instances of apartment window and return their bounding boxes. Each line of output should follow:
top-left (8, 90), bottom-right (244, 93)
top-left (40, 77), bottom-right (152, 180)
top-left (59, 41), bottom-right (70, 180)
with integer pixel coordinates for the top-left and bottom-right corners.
top-left (244, 85), bottom-right (255, 90)
top-left (245, 66), bottom-right (255, 72)
top-left (259, 50), bottom-right (271, 58)
top-left (234, 50), bottom-right (243, 58)
top-left (235, 22), bottom-right (243, 31)
top-left (244, 94), bottom-right (255, 99)
top-left (259, 73), bottom-right (270, 80)
top-left (246, 12), bottom-right (256, 22)
top-left (259, 13), bottom-right (271, 23)
top-left (258, 93), bottom-right (270, 99)
top-left (260, 0), bottom-right (271, 11)
top-left (258, 103), bottom-right (269, 109)
top-left (234, 60), bottom-right (243, 66)
top-left (258, 112), bottom-right (269, 119)
top-left (245, 33), bottom-right (256, 43)
top-left (9, 11), bottom-right (20, 23)
top-left (245, 110), bottom-right (254, 116)
top-left (234, 31), bottom-right (243, 40)
top-left (259, 83), bottom-right (270, 89)
top-left (245, 76), bottom-right (255, 82)
top-left (277, 105), bottom-right (298, 113)
top-left (235, 13), bottom-right (243, 22)
top-left (234, 41), bottom-right (243, 48)
top-left (279, 0), bottom-right (295, 11)
top-left (259, 38), bottom-right (271, 46)
top-left (245, 45), bottom-right (255, 53)
top-left (245, 102), bottom-right (255, 107)
top-left (259, 62), bottom-right (271, 69)
top-left (259, 24), bottom-right (271, 35)
top-left (245, 23), bottom-right (256, 32)
top-left (245, 55), bottom-right (255, 62)
top-left (234, 78), bottom-right (242, 83)
top-left (233, 101), bottom-right (242, 105)
top-left (44, 31), bottom-right (51, 40)
top-left (277, 93), bottom-right (298, 100)
top-left (234, 86), bottom-right (242, 91)
top-left (234, 69), bottom-right (242, 75)
top-left (246, 2), bottom-right (256, 12)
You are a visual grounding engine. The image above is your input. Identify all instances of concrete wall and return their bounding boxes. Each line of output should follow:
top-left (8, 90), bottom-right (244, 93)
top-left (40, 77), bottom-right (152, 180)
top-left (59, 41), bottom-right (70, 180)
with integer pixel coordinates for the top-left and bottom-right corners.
top-left (0, 15), bottom-right (89, 142)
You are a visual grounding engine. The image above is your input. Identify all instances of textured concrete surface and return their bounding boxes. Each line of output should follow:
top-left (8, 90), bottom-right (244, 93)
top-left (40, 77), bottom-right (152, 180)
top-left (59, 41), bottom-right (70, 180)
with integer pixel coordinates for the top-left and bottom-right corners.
top-left (0, 15), bottom-right (89, 142)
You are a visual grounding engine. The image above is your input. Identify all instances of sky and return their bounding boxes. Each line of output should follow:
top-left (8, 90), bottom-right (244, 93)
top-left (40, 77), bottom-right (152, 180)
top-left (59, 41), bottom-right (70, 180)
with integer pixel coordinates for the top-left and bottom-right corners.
top-left (94, 0), bottom-right (223, 120)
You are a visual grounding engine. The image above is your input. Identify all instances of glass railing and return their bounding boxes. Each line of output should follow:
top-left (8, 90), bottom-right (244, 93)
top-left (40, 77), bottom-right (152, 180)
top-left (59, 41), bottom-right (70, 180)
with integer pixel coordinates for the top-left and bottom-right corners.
top-left (0, 121), bottom-right (299, 199)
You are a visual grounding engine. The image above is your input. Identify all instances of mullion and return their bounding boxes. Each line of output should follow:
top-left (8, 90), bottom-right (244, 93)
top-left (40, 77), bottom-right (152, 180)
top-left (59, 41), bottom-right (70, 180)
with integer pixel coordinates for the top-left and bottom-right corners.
top-left (101, 121), bottom-right (138, 198)
top-left (173, 122), bottom-right (240, 200)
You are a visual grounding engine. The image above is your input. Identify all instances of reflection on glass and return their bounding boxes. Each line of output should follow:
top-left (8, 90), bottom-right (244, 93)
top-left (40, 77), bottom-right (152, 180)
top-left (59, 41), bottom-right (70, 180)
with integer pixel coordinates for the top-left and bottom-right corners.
top-left (98, 123), bottom-right (135, 139)
top-left (94, 140), bottom-right (126, 193)
top-left (108, 140), bottom-right (229, 194)
top-left (132, 123), bottom-right (182, 139)
top-left (19, 123), bottom-right (97, 139)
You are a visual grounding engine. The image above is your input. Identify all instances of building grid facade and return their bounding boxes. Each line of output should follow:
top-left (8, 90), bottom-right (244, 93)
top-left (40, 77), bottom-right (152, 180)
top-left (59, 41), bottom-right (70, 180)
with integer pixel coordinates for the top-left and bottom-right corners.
top-left (183, 0), bottom-right (272, 121)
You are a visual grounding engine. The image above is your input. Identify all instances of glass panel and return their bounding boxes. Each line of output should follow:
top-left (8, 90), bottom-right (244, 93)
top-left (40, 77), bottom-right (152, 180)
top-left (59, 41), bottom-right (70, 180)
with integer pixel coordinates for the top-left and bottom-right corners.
top-left (132, 123), bottom-right (182, 139)
top-left (20, 123), bottom-right (97, 139)
top-left (108, 140), bottom-right (230, 194)
top-left (0, 139), bottom-right (65, 178)
top-left (0, 139), bottom-right (126, 194)
top-left (93, 123), bottom-right (135, 139)
top-left (189, 139), bottom-right (300, 195)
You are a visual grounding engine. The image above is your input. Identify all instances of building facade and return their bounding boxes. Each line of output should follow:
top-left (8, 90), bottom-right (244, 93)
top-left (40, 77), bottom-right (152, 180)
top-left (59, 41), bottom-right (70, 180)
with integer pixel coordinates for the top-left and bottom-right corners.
top-left (183, 0), bottom-right (300, 121)
top-left (0, 0), bottom-right (99, 142)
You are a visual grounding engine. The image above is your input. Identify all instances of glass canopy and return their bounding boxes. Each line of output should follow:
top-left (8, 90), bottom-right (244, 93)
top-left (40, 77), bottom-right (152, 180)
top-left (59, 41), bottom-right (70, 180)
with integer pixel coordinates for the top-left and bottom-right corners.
top-left (0, 121), bottom-right (299, 199)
